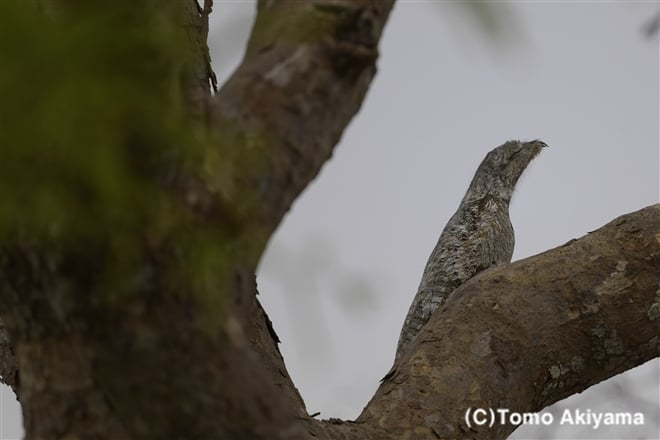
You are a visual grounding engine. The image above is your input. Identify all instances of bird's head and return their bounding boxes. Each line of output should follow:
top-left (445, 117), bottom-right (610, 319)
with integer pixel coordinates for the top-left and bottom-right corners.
top-left (466, 139), bottom-right (547, 201)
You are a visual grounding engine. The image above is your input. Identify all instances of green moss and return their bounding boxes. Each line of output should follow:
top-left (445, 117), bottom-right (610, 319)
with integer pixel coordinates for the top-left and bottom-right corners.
top-left (0, 2), bottom-right (181, 233)
top-left (0, 2), bottom-right (235, 327)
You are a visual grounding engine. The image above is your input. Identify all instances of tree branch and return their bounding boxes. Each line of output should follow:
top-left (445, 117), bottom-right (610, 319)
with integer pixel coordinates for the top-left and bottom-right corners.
top-left (190, 3), bottom-right (396, 434)
top-left (357, 204), bottom-right (660, 439)
top-left (208, 0), bottom-right (395, 251)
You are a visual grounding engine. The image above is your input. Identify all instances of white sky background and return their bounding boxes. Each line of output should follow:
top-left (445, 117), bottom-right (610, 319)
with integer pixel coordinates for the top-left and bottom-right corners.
top-left (1, 2), bottom-right (658, 439)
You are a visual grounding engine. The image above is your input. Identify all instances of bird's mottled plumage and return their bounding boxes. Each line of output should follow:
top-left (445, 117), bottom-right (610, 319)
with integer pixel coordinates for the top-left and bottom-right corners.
top-left (395, 140), bottom-right (546, 359)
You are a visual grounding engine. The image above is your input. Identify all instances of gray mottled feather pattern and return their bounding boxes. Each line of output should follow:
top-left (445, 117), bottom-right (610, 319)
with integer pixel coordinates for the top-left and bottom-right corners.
top-left (395, 140), bottom-right (545, 359)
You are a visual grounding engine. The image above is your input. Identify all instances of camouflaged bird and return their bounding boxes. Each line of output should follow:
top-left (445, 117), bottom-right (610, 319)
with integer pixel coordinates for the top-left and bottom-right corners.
top-left (395, 140), bottom-right (546, 359)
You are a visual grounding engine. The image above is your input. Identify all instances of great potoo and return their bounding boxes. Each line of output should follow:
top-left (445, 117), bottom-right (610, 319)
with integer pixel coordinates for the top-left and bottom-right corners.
top-left (395, 140), bottom-right (546, 359)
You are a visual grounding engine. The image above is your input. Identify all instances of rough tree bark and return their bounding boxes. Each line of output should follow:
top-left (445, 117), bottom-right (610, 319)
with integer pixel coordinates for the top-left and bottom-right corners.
top-left (1, 1), bottom-right (658, 439)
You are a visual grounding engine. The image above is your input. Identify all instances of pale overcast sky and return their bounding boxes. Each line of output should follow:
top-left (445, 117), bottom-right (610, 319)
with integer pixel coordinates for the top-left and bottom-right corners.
top-left (1, 2), bottom-right (658, 439)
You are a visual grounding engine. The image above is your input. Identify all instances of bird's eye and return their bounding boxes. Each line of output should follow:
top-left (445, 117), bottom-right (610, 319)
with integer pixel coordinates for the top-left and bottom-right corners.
top-left (509, 147), bottom-right (523, 159)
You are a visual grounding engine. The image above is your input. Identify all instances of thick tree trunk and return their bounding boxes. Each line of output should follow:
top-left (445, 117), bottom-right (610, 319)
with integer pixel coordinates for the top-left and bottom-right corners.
top-left (1, 1), bottom-right (658, 439)
top-left (1, 1), bottom-right (395, 438)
